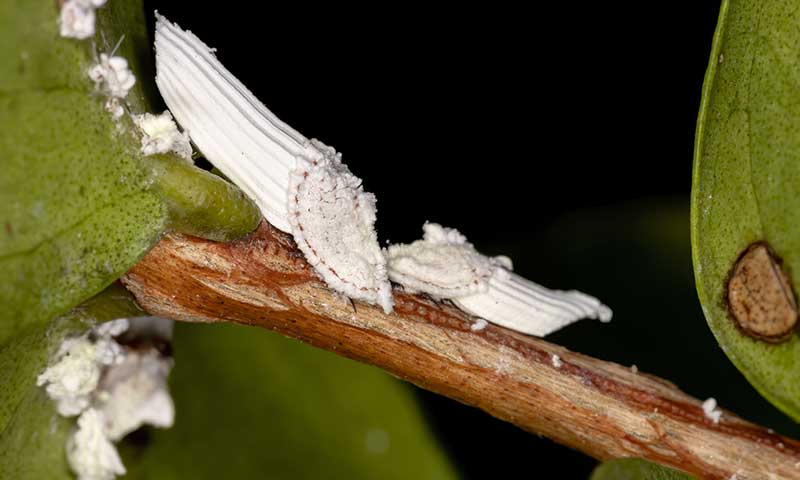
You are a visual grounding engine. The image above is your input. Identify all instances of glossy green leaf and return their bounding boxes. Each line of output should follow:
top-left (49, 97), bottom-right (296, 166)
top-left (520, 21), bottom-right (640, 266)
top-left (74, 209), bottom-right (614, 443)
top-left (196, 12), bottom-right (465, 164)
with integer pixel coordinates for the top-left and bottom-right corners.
top-left (0, 0), bottom-right (259, 344)
top-left (0, 0), bottom-right (256, 476)
top-left (122, 322), bottom-right (456, 480)
top-left (692, 0), bottom-right (800, 419)
top-left (591, 459), bottom-right (693, 480)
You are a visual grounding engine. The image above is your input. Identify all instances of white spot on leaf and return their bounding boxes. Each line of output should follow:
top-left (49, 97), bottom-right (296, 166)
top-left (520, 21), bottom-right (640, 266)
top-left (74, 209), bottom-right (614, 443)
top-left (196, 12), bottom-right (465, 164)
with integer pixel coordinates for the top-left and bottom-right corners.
top-left (38, 318), bottom-right (175, 480)
top-left (36, 337), bottom-right (102, 416)
top-left (132, 111), bottom-right (192, 161)
top-left (36, 319), bottom-right (128, 416)
top-left (59, 0), bottom-right (107, 40)
top-left (97, 349), bottom-right (174, 441)
top-left (88, 53), bottom-right (135, 119)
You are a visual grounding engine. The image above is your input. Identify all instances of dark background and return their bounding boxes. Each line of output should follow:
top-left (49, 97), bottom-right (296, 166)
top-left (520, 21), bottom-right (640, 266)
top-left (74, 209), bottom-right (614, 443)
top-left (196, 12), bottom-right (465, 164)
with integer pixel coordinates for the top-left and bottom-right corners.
top-left (143, 2), bottom-right (721, 245)
top-left (144, 2), bottom-right (795, 478)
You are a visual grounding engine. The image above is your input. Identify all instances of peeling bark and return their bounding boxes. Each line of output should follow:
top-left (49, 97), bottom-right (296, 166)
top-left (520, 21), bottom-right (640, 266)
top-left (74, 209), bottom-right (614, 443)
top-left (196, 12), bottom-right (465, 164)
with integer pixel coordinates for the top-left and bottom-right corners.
top-left (123, 222), bottom-right (800, 480)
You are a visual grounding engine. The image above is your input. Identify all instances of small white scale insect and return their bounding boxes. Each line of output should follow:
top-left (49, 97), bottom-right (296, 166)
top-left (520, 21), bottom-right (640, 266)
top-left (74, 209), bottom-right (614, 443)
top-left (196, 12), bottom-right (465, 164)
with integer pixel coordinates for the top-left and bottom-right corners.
top-left (154, 14), bottom-right (612, 336)
top-left (388, 223), bottom-right (612, 336)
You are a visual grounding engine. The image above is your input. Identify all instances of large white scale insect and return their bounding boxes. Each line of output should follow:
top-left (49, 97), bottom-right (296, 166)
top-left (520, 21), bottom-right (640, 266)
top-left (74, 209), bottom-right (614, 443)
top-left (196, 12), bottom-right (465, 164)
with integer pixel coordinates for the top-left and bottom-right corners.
top-left (154, 14), bottom-right (612, 336)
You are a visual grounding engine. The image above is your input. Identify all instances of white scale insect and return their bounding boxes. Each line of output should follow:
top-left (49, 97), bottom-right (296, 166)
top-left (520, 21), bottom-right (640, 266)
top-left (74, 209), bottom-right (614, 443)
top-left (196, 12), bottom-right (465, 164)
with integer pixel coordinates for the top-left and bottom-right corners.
top-left (154, 14), bottom-right (612, 336)
top-left (388, 223), bottom-right (612, 336)
top-left (155, 14), bottom-right (393, 314)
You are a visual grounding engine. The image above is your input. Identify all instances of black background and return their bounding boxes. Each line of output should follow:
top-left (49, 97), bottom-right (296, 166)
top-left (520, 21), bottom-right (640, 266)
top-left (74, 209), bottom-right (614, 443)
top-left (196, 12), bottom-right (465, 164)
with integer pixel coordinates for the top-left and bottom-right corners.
top-left (142, 2), bottom-right (790, 478)
top-left (144, 2), bottom-right (719, 246)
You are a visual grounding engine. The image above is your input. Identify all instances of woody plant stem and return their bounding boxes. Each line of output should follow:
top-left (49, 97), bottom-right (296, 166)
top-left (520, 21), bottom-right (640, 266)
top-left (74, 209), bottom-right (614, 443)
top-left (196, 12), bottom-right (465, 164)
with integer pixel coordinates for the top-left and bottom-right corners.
top-left (121, 222), bottom-right (800, 480)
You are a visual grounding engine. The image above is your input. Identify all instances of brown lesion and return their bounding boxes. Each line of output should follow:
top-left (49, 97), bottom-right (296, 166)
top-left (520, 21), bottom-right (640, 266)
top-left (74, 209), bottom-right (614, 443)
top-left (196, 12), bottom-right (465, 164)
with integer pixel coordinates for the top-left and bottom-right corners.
top-left (726, 241), bottom-right (798, 343)
top-left (123, 222), bottom-right (800, 479)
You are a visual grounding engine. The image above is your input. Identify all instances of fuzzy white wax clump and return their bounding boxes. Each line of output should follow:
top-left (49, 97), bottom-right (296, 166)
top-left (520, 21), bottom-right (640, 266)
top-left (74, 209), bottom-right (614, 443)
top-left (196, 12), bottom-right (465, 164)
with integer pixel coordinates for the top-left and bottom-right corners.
top-left (36, 337), bottom-right (102, 416)
top-left (132, 111), bottom-right (193, 161)
top-left (59, 0), bottom-right (107, 40)
top-left (702, 397), bottom-right (722, 424)
top-left (98, 348), bottom-right (175, 441)
top-left (36, 319), bottom-right (128, 416)
top-left (88, 54), bottom-right (136, 119)
top-left (470, 319), bottom-right (488, 332)
top-left (38, 317), bottom-right (175, 480)
top-left (67, 408), bottom-right (126, 480)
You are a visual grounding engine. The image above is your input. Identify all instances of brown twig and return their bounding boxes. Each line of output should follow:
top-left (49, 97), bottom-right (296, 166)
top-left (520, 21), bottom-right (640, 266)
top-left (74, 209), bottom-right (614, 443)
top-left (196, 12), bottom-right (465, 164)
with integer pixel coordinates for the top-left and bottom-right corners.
top-left (122, 222), bottom-right (800, 480)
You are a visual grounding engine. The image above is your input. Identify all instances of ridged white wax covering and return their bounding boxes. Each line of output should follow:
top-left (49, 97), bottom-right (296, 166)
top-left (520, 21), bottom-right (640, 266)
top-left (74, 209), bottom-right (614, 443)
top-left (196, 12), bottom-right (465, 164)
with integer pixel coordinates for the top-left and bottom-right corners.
top-left (388, 223), bottom-right (611, 336)
top-left (154, 15), bottom-right (392, 312)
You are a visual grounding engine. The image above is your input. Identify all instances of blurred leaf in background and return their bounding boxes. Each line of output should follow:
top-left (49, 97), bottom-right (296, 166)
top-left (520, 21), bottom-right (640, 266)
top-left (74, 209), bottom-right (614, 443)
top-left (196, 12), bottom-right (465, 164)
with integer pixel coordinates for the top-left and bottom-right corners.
top-left (122, 322), bottom-right (455, 480)
top-left (591, 458), bottom-right (693, 480)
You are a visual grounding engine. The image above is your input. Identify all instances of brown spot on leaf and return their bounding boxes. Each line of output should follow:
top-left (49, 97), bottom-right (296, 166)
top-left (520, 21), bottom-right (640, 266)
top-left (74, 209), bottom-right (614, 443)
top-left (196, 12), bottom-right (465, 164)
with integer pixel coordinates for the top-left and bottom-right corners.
top-left (727, 242), bottom-right (798, 343)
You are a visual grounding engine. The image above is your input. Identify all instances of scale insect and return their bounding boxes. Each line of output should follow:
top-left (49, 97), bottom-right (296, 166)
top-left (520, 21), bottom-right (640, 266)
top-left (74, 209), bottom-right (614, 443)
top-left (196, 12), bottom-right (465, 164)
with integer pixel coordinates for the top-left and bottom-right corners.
top-left (154, 14), bottom-right (392, 313)
top-left (153, 14), bottom-right (611, 336)
top-left (387, 223), bottom-right (612, 336)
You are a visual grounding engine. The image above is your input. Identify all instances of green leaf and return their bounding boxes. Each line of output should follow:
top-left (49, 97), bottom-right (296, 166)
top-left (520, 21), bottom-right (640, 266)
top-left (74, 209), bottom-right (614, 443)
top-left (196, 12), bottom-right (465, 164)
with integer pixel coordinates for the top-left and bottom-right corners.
top-left (0, 0), bottom-right (256, 476)
top-left (0, 3), bottom-right (451, 478)
top-left (0, 285), bottom-right (146, 480)
top-left (591, 459), bottom-right (694, 480)
top-left (0, 0), bottom-right (259, 345)
top-left (121, 322), bottom-right (457, 480)
top-left (0, 0), bottom-right (166, 344)
top-left (692, 0), bottom-right (800, 419)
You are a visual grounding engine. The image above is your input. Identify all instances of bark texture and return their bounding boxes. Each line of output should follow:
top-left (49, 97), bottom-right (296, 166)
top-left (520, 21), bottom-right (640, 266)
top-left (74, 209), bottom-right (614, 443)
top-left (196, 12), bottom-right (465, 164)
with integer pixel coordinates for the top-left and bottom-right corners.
top-left (122, 222), bottom-right (800, 480)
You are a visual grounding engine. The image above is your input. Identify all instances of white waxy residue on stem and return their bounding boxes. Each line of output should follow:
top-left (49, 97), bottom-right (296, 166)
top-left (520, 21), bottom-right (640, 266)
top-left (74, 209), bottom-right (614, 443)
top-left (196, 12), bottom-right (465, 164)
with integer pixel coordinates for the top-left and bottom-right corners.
top-left (470, 318), bottom-right (488, 332)
top-left (702, 397), bottom-right (722, 424)
top-left (551, 354), bottom-right (563, 368)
